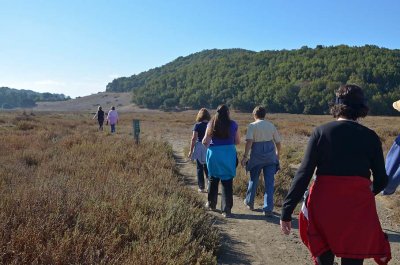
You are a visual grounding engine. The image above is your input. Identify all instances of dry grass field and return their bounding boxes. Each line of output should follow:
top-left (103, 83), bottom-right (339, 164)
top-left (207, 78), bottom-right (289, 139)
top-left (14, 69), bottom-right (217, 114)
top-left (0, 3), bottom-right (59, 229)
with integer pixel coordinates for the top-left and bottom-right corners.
top-left (124, 110), bottom-right (400, 223)
top-left (0, 111), bottom-right (219, 264)
top-left (0, 109), bottom-right (399, 264)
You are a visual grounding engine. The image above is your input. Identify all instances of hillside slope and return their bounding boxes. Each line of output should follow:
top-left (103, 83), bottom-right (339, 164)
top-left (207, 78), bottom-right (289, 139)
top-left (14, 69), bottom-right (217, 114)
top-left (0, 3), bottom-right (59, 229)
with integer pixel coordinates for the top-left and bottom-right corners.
top-left (33, 92), bottom-right (136, 112)
top-left (106, 46), bottom-right (400, 115)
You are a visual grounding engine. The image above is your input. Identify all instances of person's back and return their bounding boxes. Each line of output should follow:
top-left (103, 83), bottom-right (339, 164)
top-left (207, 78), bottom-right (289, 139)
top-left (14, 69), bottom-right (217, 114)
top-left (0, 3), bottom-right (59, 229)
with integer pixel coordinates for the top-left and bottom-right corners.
top-left (280, 84), bottom-right (391, 265)
top-left (107, 109), bottom-right (118, 125)
top-left (194, 121), bottom-right (208, 142)
top-left (247, 119), bottom-right (279, 143)
top-left (97, 109), bottom-right (104, 121)
top-left (314, 120), bottom-right (384, 179)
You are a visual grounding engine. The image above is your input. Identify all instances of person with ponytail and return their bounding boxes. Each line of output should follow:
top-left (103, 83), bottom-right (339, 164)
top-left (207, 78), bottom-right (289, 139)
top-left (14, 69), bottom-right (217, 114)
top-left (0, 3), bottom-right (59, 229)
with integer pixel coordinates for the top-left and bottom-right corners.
top-left (202, 104), bottom-right (240, 218)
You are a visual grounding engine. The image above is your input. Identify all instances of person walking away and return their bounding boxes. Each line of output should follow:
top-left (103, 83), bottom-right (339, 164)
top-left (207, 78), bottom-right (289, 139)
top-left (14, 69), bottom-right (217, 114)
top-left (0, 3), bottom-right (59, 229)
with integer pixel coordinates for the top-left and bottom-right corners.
top-left (382, 99), bottom-right (400, 195)
top-left (202, 104), bottom-right (240, 218)
top-left (241, 106), bottom-right (281, 217)
top-left (188, 108), bottom-right (211, 193)
top-left (92, 106), bottom-right (105, 131)
top-left (107, 106), bottom-right (119, 133)
top-left (280, 84), bottom-right (391, 265)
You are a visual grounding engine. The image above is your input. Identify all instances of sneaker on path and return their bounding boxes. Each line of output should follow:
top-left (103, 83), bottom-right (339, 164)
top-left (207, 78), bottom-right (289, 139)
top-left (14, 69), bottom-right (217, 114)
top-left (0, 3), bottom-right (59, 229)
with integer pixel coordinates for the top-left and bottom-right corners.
top-left (263, 210), bottom-right (273, 217)
top-left (243, 199), bottom-right (254, 210)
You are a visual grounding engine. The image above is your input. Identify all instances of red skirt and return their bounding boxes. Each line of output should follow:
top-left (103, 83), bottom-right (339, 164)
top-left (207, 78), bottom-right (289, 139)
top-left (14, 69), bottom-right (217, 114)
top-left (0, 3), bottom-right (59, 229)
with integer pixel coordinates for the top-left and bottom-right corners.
top-left (299, 175), bottom-right (391, 265)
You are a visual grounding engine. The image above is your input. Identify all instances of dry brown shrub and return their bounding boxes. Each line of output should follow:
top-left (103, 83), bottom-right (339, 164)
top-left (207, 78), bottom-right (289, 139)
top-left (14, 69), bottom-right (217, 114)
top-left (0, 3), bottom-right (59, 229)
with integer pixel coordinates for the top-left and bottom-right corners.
top-left (16, 121), bottom-right (36, 131)
top-left (0, 112), bottom-right (219, 265)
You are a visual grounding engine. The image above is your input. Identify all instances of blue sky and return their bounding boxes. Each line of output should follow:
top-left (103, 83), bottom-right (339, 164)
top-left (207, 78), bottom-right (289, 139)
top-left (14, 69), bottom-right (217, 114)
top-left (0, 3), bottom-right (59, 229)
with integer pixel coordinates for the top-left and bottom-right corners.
top-left (1, 0), bottom-right (400, 98)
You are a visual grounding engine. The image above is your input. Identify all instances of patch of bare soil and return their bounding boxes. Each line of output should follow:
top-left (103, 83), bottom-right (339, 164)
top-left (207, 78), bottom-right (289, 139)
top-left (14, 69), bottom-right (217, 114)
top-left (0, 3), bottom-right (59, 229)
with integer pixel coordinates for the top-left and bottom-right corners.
top-left (169, 138), bottom-right (400, 265)
top-left (33, 92), bottom-right (142, 113)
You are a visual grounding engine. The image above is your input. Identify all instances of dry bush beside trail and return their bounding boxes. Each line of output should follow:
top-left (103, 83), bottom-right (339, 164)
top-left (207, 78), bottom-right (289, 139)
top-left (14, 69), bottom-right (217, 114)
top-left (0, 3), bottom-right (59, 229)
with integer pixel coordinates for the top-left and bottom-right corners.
top-left (127, 110), bottom-right (400, 222)
top-left (0, 112), bottom-right (219, 265)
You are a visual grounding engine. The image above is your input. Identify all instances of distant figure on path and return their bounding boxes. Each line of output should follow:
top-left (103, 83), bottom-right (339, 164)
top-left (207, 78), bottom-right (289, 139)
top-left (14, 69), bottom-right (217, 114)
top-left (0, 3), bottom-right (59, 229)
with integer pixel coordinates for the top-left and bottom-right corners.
top-left (107, 106), bottom-right (119, 133)
top-left (92, 106), bottom-right (105, 131)
top-left (202, 104), bottom-right (240, 218)
top-left (280, 85), bottom-right (391, 265)
top-left (382, 99), bottom-right (400, 195)
top-left (188, 108), bottom-right (211, 193)
top-left (241, 106), bottom-right (281, 217)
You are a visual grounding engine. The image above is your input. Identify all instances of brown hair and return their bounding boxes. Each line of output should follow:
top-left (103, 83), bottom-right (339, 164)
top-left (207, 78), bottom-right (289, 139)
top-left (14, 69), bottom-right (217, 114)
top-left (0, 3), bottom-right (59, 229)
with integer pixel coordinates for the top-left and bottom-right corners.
top-left (208, 104), bottom-right (231, 139)
top-left (330, 84), bottom-right (369, 120)
top-left (195, 108), bottom-right (211, 122)
top-left (252, 106), bottom-right (266, 119)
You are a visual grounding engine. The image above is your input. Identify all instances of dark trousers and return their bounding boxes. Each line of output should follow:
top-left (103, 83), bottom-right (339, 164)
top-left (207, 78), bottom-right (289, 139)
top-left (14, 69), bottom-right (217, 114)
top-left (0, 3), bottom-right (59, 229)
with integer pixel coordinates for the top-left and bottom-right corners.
top-left (98, 119), bottom-right (104, 131)
top-left (196, 159), bottom-right (208, 190)
top-left (208, 176), bottom-right (233, 214)
top-left (317, 250), bottom-right (363, 265)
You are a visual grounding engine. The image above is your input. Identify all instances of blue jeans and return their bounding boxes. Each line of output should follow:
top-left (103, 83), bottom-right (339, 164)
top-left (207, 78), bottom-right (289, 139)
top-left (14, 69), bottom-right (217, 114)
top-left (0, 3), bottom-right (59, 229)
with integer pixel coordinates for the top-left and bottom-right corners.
top-left (245, 164), bottom-right (276, 212)
top-left (196, 159), bottom-right (208, 190)
top-left (110, 124), bottom-right (116, 133)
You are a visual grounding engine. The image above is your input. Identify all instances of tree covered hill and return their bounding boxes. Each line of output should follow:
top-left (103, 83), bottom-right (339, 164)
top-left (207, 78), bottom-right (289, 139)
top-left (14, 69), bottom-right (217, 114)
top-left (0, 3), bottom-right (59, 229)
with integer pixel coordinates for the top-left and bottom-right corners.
top-left (0, 87), bottom-right (70, 109)
top-left (106, 45), bottom-right (400, 115)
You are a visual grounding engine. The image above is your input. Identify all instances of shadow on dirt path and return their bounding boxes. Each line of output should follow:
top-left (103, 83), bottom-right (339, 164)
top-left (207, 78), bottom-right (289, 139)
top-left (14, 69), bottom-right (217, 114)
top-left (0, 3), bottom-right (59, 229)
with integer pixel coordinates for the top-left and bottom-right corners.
top-left (171, 142), bottom-right (399, 265)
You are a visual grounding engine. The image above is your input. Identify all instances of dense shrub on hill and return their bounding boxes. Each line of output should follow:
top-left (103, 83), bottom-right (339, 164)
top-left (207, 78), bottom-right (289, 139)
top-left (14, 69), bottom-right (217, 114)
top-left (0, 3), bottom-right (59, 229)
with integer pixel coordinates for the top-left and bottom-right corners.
top-left (0, 87), bottom-right (70, 109)
top-left (106, 45), bottom-right (400, 115)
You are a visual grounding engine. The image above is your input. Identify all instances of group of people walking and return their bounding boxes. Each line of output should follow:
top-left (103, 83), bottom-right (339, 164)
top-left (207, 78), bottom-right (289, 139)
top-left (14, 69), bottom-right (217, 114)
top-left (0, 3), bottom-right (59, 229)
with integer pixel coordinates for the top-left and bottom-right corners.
top-left (188, 84), bottom-right (399, 265)
top-left (188, 104), bottom-right (281, 218)
top-left (92, 106), bottom-right (119, 133)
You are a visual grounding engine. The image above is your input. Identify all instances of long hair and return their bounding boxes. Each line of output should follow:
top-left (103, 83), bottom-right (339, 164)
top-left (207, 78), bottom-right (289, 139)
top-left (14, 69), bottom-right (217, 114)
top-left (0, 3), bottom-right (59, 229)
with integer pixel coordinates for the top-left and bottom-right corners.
top-left (209, 104), bottom-right (231, 139)
top-left (196, 108), bottom-right (211, 122)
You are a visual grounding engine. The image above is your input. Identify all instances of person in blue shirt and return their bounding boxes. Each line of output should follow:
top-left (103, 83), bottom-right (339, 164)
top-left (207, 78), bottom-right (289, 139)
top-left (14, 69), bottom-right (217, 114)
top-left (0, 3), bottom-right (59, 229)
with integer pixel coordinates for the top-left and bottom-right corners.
top-left (202, 104), bottom-right (240, 218)
top-left (383, 99), bottom-right (400, 195)
top-left (188, 108), bottom-right (211, 193)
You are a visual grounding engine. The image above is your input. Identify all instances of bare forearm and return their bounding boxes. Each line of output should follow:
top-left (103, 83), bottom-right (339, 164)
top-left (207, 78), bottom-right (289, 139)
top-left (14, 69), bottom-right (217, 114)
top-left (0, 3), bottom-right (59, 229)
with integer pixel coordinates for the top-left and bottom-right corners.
top-left (275, 142), bottom-right (281, 159)
top-left (244, 140), bottom-right (253, 157)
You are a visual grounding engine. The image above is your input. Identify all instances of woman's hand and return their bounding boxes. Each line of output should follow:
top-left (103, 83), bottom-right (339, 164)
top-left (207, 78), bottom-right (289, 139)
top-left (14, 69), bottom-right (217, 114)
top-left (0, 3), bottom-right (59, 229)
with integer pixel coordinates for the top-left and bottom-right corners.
top-left (280, 220), bottom-right (291, 235)
top-left (187, 151), bottom-right (192, 158)
top-left (240, 157), bottom-right (248, 167)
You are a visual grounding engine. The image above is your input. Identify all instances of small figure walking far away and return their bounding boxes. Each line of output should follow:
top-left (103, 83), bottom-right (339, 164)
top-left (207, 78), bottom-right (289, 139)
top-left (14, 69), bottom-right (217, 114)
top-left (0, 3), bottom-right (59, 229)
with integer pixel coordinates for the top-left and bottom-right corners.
top-left (93, 106), bottom-right (105, 131)
top-left (107, 106), bottom-right (119, 133)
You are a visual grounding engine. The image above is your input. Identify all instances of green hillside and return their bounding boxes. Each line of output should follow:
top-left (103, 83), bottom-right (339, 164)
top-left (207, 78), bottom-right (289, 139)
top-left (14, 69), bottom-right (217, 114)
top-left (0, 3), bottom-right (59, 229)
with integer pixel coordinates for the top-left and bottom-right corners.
top-left (0, 87), bottom-right (70, 109)
top-left (106, 45), bottom-right (400, 115)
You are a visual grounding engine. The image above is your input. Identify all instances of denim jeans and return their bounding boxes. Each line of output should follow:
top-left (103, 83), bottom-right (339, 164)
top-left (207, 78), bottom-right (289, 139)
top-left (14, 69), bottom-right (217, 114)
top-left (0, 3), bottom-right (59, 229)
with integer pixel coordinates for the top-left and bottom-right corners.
top-left (208, 176), bottom-right (233, 214)
top-left (245, 164), bottom-right (276, 212)
top-left (196, 159), bottom-right (209, 190)
top-left (110, 124), bottom-right (116, 133)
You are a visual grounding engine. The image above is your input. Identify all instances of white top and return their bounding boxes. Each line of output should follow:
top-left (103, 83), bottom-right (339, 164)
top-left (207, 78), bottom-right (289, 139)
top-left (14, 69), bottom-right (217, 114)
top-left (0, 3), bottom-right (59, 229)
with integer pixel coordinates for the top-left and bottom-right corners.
top-left (245, 119), bottom-right (281, 143)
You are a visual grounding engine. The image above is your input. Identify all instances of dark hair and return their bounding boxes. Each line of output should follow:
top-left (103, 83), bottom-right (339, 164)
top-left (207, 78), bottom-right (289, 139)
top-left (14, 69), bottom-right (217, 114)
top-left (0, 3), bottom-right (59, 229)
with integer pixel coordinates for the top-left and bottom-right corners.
top-left (330, 84), bottom-right (369, 120)
top-left (252, 106), bottom-right (266, 119)
top-left (209, 104), bottom-right (231, 139)
top-left (111, 106), bottom-right (115, 110)
top-left (196, 108), bottom-right (211, 122)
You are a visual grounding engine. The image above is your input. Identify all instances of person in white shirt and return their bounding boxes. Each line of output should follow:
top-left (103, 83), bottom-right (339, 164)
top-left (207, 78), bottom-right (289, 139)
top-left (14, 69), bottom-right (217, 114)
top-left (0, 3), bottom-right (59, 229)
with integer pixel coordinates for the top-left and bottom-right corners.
top-left (241, 106), bottom-right (281, 217)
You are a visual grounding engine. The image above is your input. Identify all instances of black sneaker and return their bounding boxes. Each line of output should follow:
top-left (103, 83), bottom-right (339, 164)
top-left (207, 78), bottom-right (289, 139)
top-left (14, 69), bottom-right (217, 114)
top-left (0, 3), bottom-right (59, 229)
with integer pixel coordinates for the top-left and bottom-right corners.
top-left (264, 211), bottom-right (273, 217)
top-left (205, 202), bottom-right (216, 211)
top-left (222, 212), bottom-right (232, 218)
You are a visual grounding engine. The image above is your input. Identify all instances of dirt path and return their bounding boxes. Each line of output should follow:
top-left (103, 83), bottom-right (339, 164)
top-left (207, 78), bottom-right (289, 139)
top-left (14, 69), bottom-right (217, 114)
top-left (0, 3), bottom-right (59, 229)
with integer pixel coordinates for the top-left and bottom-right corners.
top-left (170, 137), bottom-right (400, 265)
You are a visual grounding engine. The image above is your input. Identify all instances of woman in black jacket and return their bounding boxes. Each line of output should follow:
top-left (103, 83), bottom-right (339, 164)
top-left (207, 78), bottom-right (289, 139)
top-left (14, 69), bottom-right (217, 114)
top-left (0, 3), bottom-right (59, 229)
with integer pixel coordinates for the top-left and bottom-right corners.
top-left (280, 85), bottom-right (391, 265)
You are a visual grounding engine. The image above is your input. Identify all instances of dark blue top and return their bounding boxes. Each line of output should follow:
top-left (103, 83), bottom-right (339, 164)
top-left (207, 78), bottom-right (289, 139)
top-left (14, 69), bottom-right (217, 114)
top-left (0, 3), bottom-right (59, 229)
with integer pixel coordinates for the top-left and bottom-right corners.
top-left (210, 120), bottom-right (238, 146)
top-left (193, 121), bottom-right (208, 142)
